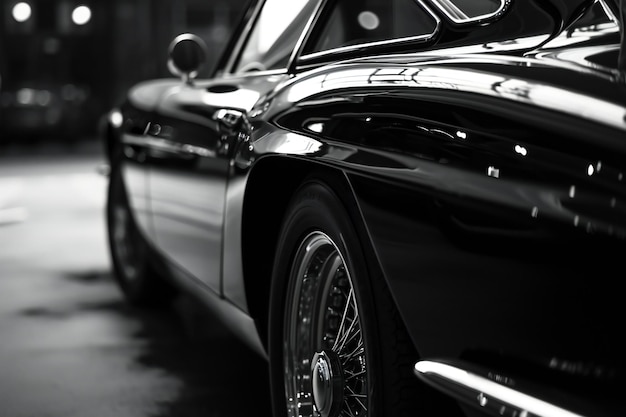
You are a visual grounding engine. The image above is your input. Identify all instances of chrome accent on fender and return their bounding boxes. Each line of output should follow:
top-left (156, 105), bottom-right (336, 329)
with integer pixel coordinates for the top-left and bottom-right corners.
top-left (414, 360), bottom-right (587, 417)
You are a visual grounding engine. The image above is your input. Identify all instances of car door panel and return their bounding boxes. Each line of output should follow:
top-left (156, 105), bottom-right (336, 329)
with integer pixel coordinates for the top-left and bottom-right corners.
top-left (145, 86), bottom-right (228, 293)
top-left (147, 78), bottom-right (284, 297)
top-left (119, 112), bottom-right (153, 239)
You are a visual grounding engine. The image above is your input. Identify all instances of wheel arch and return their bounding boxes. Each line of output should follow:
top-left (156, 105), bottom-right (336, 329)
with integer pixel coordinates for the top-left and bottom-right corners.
top-left (251, 158), bottom-right (438, 416)
top-left (240, 156), bottom-right (380, 351)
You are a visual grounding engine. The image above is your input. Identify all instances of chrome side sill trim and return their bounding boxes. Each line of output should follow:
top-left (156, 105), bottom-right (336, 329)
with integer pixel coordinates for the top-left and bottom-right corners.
top-left (414, 360), bottom-right (586, 417)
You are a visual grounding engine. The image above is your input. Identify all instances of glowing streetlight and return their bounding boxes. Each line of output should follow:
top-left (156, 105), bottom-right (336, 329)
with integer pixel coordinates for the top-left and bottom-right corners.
top-left (72, 5), bottom-right (92, 25)
top-left (12, 2), bottom-right (32, 23)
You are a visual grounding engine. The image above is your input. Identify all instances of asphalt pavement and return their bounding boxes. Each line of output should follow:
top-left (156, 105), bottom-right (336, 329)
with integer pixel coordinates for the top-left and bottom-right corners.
top-left (0, 138), bottom-right (271, 417)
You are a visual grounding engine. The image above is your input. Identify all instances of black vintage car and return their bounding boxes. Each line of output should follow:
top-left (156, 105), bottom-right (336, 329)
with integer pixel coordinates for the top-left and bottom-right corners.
top-left (103, 1), bottom-right (626, 416)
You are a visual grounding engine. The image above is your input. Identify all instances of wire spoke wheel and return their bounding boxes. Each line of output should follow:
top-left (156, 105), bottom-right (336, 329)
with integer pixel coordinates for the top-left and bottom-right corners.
top-left (111, 204), bottom-right (140, 283)
top-left (270, 179), bottom-right (421, 417)
top-left (106, 167), bottom-right (174, 307)
top-left (284, 231), bottom-right (368, 417)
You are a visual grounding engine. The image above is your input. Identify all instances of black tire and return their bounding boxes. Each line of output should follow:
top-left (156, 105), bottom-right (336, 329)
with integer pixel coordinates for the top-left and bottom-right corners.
top-left (106, 166), bottom-right (174, 307)
top-left (269, 177), bottom-right (424, 417)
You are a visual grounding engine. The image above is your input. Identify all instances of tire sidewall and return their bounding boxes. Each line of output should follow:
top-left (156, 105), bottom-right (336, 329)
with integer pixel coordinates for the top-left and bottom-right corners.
top-left (269, 178), bottom-right (384, 417)
top-left (106, 167), bottom-right (155, 305)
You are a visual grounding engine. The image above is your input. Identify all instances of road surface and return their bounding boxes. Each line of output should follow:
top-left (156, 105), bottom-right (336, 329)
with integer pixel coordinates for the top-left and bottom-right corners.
top-left (0, 140), bottom-right (271, 417)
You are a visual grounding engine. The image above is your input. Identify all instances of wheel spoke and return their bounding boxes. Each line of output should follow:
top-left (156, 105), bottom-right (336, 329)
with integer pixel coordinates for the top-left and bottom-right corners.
top-left (283, 231), bottom-right (368, 417)
top-left (345, 366), bottom-right (366, 380)
top-left (345, 385), bottom-right (367, 414)
top-left (342, 405), bottom-right (358, 417)
top-left (342, 343), bottom-right (365, 368)
top-left (333, 287), bottom-right (357, 352)
top-left (338, 327), bottom-right (361, 361)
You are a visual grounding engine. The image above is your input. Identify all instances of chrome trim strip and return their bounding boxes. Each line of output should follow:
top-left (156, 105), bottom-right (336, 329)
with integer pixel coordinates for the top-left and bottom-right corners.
top-left (414, 360), bottom-right (587, 417)
top-left (428, 0), bottom-right (510, 25)
top-left (122, 135), bottom-right (215, 158)
top-left (225, 0), bottom-right (266, 73)
top-left (298, 0), bottom-right (441, 64)
top-left (287, 0), bottom-right (327, 72)
top-left (431, 0), bottom-right (468, 21)
top-left (599, 0), bottom-right (619, 24)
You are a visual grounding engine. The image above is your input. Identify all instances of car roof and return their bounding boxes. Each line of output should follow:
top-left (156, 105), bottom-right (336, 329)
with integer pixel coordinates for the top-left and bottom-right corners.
top-left (323, 0), bottom-right (615, 67)
top-left (215, 0), bottom-right (620, 78)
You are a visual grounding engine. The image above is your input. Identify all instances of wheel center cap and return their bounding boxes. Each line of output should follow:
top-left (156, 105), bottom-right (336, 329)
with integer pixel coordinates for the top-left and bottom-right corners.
top-left (311, 350), bottom-right (343, 417)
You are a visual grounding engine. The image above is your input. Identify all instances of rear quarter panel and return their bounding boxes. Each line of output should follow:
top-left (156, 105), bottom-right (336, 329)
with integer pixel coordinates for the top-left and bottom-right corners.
top-left (267, 59), bottom-right (626, 415)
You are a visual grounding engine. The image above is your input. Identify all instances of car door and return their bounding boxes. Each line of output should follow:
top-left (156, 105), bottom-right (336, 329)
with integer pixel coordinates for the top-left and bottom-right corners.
top-left (118, 86), bottom-right (171, 241)
top-left (146, 0), bottom-right (321, 295)
top-left (145, 84), bottom-right (239, 293)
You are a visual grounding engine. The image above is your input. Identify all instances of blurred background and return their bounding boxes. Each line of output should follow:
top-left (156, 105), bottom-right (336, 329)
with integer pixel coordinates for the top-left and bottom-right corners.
top-left (0, 0), bottom-right (248, 146)
top-left (0, 2), bottom-right (273, 416)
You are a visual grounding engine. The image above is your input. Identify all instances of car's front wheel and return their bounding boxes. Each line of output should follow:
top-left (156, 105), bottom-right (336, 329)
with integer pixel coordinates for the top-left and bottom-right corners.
top-left (106, 166), bottom-right (174, 307)
top-left (269, 177), bottom-right (422, 417)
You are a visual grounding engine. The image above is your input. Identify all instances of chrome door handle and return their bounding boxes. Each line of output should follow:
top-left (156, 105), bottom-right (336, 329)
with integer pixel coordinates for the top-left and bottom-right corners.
top-left (214, 109), bottom-right (243, 129)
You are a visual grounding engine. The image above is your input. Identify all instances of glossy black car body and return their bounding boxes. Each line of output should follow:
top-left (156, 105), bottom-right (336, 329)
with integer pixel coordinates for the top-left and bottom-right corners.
top-left (103, 1), bottom-right (626, 416)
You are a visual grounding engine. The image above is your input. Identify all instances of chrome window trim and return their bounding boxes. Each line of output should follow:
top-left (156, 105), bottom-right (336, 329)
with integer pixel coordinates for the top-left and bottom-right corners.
top-left (230, 0), bottom-right (325, 75)
top-left (285, 0), bottom-right (327, 72)
top-left (428, 0), bottom-right (510, 25)
top-left (599, 0), bottom-right (619, 24)
top-left (297, 0), bottom-right (441, 64)
top-left (224, 67), bottom-right (290, 79)
top-left (225, 0), bottom-right (266, 74)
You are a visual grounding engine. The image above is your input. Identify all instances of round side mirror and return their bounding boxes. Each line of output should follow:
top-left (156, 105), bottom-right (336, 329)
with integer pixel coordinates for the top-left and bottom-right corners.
top-left (167, 33), bottom-right (208, 84)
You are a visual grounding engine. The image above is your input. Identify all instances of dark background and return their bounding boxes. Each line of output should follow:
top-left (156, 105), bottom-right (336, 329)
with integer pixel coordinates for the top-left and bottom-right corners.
top-left (0, 0), bottom-right (249, 143)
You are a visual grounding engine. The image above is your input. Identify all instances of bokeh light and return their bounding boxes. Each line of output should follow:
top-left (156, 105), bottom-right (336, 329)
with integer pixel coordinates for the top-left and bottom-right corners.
top-left (12, 2), bottom-right (32, 23)
top-left (72, 5), bottom-right (92, 25)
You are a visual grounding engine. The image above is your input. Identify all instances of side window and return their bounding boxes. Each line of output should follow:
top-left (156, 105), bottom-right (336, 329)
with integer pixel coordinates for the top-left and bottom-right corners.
top-left (304, 0), bottom-right (438, 55)
top-left (234, 0), bottom-right (318, 73)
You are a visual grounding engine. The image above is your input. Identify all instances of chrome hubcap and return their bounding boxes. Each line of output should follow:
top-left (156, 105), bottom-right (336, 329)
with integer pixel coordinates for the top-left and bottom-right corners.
top-left (311, 350), bottom-right (343, 417)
